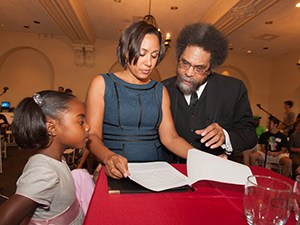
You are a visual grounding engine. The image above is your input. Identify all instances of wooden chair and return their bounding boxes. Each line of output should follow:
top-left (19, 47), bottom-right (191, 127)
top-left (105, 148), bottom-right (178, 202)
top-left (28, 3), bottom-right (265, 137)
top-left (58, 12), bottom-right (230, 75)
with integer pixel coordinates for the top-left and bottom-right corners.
top-left (0, 128), bottom-right (6, 173)
top-left (63, 148), bottom-right (77, 169)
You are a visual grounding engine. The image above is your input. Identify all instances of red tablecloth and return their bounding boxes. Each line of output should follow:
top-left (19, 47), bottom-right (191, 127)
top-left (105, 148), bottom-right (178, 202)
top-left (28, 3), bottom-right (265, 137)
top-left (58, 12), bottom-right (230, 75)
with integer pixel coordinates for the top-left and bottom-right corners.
top-left (84, 165), bottom-right (297, 225)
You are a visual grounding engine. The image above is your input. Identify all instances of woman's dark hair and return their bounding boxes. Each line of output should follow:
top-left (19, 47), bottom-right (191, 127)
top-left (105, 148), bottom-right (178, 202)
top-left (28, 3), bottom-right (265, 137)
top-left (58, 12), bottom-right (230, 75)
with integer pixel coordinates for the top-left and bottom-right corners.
top-left (117, 20), bottom-right (166, 68)
top-left (176, 22), bottom-right (228, 71)
top-left (11, 90), bottom-right (76, 150)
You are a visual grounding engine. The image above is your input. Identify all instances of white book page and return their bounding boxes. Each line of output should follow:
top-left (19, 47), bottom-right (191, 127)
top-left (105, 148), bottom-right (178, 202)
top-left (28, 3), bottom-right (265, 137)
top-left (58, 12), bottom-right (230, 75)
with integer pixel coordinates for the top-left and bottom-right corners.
top-left (187, 149), bottom-right (253, 185)
top-left (128, 149), bottom-right (253, 192)
top-left (128, 162), bottom-right (189, 192)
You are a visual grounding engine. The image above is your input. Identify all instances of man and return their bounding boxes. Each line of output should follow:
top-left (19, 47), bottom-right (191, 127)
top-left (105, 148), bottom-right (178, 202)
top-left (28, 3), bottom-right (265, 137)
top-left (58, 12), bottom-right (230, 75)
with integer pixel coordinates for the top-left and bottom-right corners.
top-left (253, 116), bottom-right (266, 139)
top-left (250, 116), bottom-right (291, 177)
top-left (162, 22), bottom-right (257, 162)
top-left (58, 86), bottom-right (64, 92)
top-left (289, 119), bottom-right (300, 179)
top-left (278, 100), bottom-right (295, 137)
top-left (65, 88), bottom-right (73, 95)
top-left (0, 113), bottom-right (9, 151)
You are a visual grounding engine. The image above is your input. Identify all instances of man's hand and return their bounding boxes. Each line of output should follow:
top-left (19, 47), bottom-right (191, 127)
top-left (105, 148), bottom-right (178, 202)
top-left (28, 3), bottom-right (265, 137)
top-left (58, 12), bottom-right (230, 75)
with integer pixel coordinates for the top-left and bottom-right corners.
top-left (104, 154), bottom-right (130, 179)
top-left (272, 151), bottom-right (283, 157)
top-left (267, 151), bottom-right (273, 156)
top-left (195, 123), bottom-right (225, 149)
top-left (268, 151), bottom-right (278, 156)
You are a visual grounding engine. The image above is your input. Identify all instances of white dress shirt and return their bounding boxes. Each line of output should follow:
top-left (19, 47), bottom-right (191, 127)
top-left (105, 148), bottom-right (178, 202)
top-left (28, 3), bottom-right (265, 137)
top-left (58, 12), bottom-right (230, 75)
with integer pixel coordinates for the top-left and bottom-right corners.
top-left (183, 81), bottom-right (233, 154)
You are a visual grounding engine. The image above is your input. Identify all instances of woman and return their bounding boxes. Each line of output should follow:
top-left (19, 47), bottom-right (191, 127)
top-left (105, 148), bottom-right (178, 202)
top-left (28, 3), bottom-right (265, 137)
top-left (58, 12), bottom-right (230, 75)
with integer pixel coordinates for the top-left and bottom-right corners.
top-left (85, 21), bottom-right (193, 179)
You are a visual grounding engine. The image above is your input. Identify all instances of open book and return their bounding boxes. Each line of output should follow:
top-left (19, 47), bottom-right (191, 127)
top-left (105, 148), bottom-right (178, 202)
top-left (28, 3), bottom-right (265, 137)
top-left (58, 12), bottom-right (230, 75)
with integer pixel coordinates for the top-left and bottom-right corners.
top-left (128, 149), bottom-right (253, 192)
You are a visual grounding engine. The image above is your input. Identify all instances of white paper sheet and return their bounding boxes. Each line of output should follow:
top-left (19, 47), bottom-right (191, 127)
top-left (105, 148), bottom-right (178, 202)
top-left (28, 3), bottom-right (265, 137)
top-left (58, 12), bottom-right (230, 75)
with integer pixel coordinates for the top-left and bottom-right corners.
top-left (128, 149), bottom-right (253, 192)
top-left (187, 149), bottom-right (253, 185)
top-left (128, 162), bottom-right (189, 192)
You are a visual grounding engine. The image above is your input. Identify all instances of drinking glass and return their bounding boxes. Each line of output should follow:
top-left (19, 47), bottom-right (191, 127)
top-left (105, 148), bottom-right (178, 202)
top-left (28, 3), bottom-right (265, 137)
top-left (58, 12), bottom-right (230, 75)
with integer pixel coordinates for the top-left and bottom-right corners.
top-left (293, 175), bottom-right (300, 222)
top-left (244, 175), bottom-right (292, 225)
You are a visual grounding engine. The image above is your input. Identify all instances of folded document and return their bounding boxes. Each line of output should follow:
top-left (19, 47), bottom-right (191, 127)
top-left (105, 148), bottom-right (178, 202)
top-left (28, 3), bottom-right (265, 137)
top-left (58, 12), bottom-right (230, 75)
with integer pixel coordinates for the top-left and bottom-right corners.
top-left (128, 149), bottom-right (253, 192)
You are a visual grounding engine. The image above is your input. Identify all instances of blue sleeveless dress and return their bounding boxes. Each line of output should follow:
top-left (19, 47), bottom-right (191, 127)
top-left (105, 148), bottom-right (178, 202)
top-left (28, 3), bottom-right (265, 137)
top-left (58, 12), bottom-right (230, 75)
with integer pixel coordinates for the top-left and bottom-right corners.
top-left (102, 73), bottom-right (164, 162)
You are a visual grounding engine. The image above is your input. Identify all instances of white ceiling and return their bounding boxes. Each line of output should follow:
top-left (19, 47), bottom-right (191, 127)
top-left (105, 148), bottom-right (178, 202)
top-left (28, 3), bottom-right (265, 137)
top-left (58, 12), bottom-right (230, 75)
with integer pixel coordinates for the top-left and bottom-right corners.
top-left (0, 0), bottom-right (299, 59)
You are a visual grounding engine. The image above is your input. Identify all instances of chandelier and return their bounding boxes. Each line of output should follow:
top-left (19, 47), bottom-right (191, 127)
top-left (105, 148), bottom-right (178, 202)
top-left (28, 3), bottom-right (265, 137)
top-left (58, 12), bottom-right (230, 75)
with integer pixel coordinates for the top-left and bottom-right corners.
top-left (143, 0), bottom-right (171, 48)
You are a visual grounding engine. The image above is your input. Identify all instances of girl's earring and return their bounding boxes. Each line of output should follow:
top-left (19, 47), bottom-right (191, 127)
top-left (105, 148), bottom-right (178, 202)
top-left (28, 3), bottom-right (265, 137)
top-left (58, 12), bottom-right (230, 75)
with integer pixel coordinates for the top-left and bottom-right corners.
top-left (47, 121), bottom-right (57, 137)
top-left (48, 132), bottom-right (56, 137)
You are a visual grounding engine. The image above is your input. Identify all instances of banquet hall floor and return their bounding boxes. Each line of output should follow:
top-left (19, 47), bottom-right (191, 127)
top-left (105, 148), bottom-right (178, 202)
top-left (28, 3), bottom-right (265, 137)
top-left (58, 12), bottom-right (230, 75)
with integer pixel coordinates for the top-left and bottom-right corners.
top-left (0, 146), bottom-right (35, 206)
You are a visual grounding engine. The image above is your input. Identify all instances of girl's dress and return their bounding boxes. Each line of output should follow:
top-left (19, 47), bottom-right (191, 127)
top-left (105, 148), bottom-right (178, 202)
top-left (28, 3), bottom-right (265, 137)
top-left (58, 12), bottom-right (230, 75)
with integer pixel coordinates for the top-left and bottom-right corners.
top-left (16, 154), bottom-right (84, 224)
top-left (102, 73), bottom-right (164, 161)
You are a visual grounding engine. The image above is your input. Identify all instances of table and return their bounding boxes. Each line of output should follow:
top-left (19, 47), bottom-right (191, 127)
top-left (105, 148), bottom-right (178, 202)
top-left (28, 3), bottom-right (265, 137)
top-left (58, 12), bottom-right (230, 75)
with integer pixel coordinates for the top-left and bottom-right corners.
top-left (84, 165), bottom-right (297, 225)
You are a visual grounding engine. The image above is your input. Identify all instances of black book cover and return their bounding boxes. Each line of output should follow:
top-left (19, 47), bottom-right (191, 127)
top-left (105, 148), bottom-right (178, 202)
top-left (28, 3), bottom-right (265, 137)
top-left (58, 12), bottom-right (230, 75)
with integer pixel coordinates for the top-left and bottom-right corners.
top-left (107, 176), bottom-right (189, 194)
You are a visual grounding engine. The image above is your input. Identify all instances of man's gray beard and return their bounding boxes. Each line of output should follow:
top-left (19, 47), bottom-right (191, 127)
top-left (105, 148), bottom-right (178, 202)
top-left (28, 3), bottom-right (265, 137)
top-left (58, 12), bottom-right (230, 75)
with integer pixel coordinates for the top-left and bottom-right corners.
top-left (176, 74), bottom-right (201, 95)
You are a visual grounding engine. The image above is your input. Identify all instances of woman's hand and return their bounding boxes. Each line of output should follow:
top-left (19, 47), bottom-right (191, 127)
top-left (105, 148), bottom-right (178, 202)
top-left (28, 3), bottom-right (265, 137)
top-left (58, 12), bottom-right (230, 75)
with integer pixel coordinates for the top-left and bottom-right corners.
top-left (104, 154), bottom-right (130, 179)
top-left (218, 154), bottom-right (228, 159)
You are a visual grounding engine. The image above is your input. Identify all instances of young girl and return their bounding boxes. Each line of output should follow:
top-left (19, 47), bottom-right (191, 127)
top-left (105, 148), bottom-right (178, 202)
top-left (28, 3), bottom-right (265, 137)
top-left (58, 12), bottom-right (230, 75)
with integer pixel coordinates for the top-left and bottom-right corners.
top-left (0, 90), bottom-right (90, 225)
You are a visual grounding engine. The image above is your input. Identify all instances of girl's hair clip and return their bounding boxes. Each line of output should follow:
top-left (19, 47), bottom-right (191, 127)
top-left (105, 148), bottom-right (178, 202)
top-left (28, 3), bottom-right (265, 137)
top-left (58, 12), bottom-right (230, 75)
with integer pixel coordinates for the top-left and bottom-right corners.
top-left (33, 93), bottom-right (43, 107)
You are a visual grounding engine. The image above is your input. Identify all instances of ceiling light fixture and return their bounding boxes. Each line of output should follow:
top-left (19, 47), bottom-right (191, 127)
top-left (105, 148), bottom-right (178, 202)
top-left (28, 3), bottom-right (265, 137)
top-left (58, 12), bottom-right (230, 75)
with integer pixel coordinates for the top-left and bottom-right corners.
top-left (143, 0), bottom-right (171, 49)
top-left (296, 2), bottom-right (300, 7)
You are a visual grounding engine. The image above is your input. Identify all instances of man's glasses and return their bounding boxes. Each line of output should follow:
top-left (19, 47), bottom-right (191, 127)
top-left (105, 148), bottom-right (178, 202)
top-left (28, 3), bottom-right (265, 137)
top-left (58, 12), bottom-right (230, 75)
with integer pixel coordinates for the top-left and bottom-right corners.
top-left (178, 58), bottom-right (210, 75)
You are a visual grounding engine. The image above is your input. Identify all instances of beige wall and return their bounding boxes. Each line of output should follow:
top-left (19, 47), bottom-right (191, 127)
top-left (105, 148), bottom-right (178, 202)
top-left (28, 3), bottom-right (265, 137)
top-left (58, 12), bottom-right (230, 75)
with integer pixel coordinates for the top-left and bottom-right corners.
top-left (0, 31), bottom-right (299, 128)
top-left (269, 50), bottom-right (300, 121)
top-left (220, 54), bottom-right (273, 127)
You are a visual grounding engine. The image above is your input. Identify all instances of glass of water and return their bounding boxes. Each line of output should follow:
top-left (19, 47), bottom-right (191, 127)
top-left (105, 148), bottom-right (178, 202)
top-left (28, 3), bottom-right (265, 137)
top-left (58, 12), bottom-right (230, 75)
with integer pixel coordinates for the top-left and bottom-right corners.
top-left (244, 175), bottom-right (292, 225)
top-left (293, 175), bottom-right (300, 222)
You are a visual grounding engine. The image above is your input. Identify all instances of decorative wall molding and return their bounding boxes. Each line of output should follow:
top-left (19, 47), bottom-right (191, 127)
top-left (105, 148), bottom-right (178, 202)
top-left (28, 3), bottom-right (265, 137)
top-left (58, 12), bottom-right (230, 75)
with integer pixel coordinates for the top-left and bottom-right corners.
top-left (201, 0), bottom-right (280, 35)
top-left (214, 0), bottom-right (280, 35)
top-left (73, 44), bottom-right (84, 67)
top-left (73, 44), bottom-right (95, 67)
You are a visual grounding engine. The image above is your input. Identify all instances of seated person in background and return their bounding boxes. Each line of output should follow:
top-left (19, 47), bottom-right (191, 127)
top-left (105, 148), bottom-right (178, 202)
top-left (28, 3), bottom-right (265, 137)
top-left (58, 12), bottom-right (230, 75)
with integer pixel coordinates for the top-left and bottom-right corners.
top-left (65, 88), bottom-right (73, 95)
top-left (0, 113), bottom-right (9, 149)
top-left (288, 114), bottom-right (300, 136)
top-left (58, 86), bottom-right (64, 92)
top-left (289, 119), bottom-right (300, 179)
top-left (243, 116), bottom-right (266, 165)
top-left (250, 116), bottom-right (292, 177)
top-left (0, 113), bottom-right (9, 132)
top-left (254, 116), bottom-right (266, 139)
